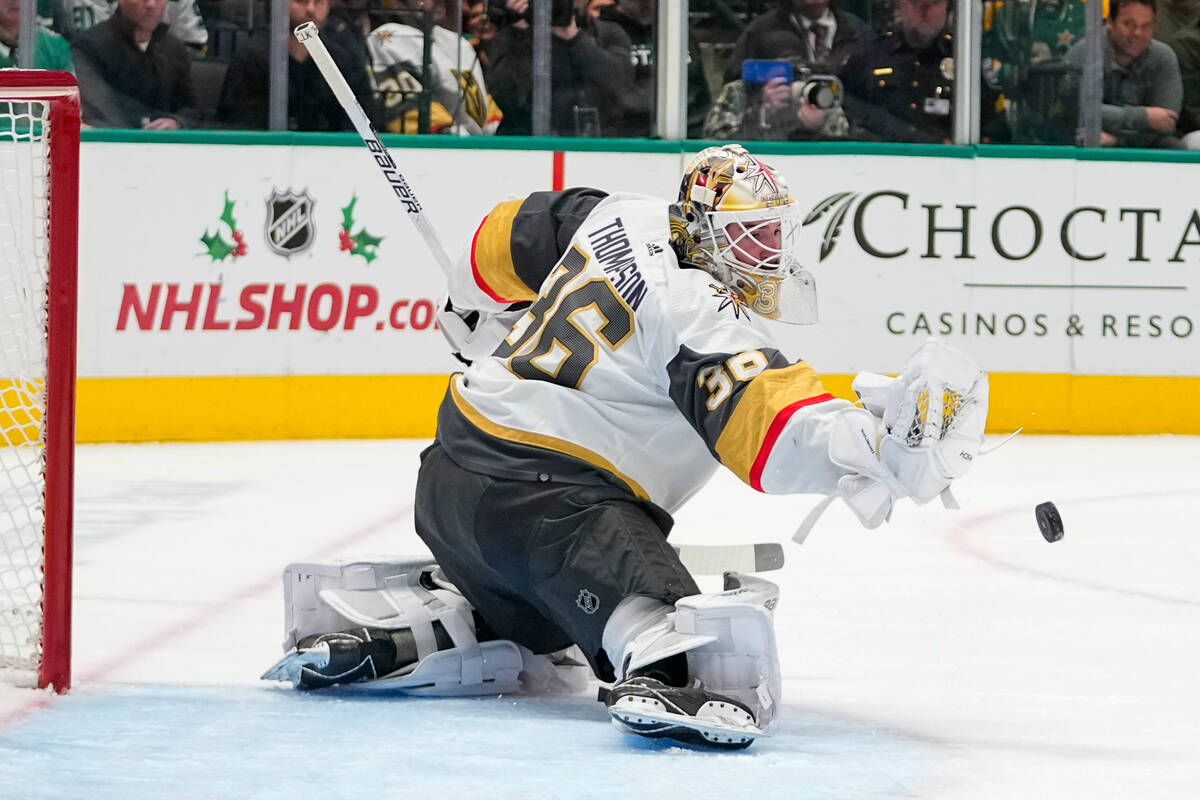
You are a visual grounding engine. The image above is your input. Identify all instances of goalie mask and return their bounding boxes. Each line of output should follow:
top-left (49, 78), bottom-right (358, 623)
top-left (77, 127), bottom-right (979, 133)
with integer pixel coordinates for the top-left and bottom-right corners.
top-left (669, 145), bottom-right (817, 324)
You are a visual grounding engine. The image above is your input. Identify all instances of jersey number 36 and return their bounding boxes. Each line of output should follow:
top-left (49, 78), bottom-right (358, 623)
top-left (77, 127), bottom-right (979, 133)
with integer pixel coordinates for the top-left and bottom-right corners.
top-left (494, 247), bottom-right (635, 389)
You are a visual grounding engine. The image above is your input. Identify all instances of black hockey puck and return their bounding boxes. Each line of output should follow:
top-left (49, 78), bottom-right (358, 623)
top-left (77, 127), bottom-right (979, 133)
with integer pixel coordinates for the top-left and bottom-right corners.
top-left (1035, 502), bottom-right (1064, 543)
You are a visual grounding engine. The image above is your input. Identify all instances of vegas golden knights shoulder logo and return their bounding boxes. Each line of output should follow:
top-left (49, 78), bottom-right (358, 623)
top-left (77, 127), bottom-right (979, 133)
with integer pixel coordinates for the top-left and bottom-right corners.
top-left (266, 188), bottom-right (316, 257)
top-left (452, 68), bottom-right (487, 128)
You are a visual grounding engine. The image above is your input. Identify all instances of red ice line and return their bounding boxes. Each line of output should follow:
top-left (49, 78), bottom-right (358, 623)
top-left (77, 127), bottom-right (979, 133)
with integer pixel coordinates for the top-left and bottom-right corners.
top-left (0, 505), bottom-right (415, 731)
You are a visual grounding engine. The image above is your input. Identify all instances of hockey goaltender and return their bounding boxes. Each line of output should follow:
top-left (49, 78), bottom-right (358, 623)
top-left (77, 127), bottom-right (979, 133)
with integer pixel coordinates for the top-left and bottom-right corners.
top-left (263, 144), bottom-right (989, 750)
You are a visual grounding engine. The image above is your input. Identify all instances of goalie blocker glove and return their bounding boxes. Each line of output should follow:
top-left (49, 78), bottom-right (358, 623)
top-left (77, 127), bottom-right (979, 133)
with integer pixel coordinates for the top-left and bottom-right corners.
top-left (436, 297), bottom-right (529, 365)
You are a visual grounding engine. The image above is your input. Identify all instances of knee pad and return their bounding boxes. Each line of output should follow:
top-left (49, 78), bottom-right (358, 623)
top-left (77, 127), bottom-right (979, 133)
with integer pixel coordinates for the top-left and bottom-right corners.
top-left (602, 574), bottom-right (782, 730)
top-left (280, 559), bottom-right (525, 695)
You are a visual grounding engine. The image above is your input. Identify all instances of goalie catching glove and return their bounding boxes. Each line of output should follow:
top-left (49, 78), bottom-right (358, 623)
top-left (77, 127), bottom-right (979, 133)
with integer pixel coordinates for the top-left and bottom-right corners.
top-left (828, 338), bottom-right (989, 528)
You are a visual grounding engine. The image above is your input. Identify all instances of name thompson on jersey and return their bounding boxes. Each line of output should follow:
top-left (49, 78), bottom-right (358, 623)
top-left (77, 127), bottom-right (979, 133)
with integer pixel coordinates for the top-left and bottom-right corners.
top-left (439, 188), bottom-right (839, 512)
top-left (263, 145), bottom-right (990, 752)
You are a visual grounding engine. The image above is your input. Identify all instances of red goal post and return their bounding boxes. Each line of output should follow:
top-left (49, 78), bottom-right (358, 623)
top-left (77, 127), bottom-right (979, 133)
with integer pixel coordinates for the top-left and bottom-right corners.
top-left (0, 70), bottom-right (79, 692)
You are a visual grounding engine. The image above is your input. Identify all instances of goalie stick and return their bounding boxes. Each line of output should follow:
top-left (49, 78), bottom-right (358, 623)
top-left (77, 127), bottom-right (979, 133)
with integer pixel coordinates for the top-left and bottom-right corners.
top-left (674, 542), bottom-right (783, 575)
top-left (293, 21), bottom-right (452, 274)
top-left (293, 22), bottom-right (785, 577)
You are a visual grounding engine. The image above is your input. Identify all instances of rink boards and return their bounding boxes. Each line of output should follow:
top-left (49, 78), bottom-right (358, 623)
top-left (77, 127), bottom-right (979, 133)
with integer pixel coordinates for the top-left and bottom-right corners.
top-left (73, 134), bottom-right (1200, 439)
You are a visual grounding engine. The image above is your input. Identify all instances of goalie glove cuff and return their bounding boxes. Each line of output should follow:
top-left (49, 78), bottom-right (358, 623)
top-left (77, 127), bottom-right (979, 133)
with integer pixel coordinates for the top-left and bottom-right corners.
top-left (879, 437), bottom-right (951, 505)
top-left (836, 474), bottom-right (895, 529)
top-left (827, 407), bottom-right (908, 528)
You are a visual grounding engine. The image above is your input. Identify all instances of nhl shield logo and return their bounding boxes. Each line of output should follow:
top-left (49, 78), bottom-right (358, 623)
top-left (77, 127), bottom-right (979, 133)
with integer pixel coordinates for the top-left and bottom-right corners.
top-left (265, 188), bottom-right (316, 256)
top-left (576, 589), bottom-right (600, 615)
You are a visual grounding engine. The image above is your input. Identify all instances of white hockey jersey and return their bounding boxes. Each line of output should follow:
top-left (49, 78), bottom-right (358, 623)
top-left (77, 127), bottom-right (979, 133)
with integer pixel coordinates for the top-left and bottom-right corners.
top-left (439, 192), bottom-right (855, 513)
top-left (367, 22), bottom-right (501, 135)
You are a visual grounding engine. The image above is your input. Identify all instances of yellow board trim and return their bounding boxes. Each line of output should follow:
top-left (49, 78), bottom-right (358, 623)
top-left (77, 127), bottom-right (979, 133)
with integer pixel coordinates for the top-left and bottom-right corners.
top-left (819, 373), bottom-right (1200, 436)
top-left (70, 372), bottom-right (1200, 445)
top-left (76, 375), bottom-right (450, 442)
top-left (448, 379), bottom-right (650, 500)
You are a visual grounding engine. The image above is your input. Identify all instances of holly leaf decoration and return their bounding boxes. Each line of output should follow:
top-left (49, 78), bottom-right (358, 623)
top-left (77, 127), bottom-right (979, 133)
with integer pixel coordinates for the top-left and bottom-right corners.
top-left (341, 195), bottom-right (359, 231)
top-left (219, 191), bottom-right (237, 231)
top-left (201, 230), bottom-right (236, 262)
top-left (350, 227), bottom-right (384, 262)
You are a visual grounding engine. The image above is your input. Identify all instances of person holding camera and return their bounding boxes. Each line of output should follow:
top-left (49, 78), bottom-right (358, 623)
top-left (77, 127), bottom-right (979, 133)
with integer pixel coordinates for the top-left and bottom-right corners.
top-left (704, 59), bottom-right (849, 141)
top-left (708, 0), bottom-right (865, 141)
top-left (485, 0), bottom-right (634, 136)
top-left (725, 0), bottom-right (872, 82)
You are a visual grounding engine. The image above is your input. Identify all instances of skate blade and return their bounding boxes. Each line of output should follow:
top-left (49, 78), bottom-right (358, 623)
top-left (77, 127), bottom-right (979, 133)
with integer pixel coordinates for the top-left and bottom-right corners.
top-left (608, 695), bottom-right (765, 748)
top-left (260, 648), bottom-right (328, 683)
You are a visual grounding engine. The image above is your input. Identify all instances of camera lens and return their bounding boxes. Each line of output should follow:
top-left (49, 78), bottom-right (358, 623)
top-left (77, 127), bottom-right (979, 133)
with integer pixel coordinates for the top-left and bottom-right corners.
top-left (802, 81), bottom-right (837, 110)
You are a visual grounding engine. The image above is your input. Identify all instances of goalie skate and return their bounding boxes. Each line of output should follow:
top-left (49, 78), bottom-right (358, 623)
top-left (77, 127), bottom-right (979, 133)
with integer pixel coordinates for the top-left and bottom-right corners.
top-left (602, 676), bottom-right (766, 750)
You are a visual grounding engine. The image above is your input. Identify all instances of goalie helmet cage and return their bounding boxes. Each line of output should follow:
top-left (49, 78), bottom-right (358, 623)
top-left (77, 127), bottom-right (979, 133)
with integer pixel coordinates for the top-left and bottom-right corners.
top-left (0, 71), bottom-right (80, 693)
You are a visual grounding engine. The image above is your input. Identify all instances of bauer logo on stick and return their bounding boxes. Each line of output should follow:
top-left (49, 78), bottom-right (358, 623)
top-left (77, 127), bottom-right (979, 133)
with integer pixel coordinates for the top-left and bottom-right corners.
top-left (265, 188), bottom-right (316, 257)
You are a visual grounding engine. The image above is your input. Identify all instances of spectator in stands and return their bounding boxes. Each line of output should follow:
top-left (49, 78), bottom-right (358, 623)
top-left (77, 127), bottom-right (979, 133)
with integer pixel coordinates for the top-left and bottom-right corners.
top-left (1066, 0), bottom-right (1183, 148)
top-left (71, 0), bottom-right (197, 128)
top-left (580, 0), bottom-right (652, 136)
top-left (217, 0), bottom-right (377, 131)
top-left (463, 0), bottom-right (496, 66)
top-left (0, 0), bottom-right (75, 69)
top-left (485, 0), bottom-right (633, 136)
top-left (704, 60), bottom-right (849, 141)
top-left (326, 0), bottom-right (373, 62)
top-left (1168, 15), bottom-right (1200, 146)
top-left (48, 0), bottom-right (207, 53)
top-left (983, 0), bottom-right (1085, 65)
top-left (725, 0), bottom-right (871, 82)
top-left (980, 0), bottom-right (1085, 143)
top-left (841, 0), bottom-right (1006, 142)
top-left (1156, 0), bottom-right (1200, 41)
top-left (367, 0), bottom-right (503, 134)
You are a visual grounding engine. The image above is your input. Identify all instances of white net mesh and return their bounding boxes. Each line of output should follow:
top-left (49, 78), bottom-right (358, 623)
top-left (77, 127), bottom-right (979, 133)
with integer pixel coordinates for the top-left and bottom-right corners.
top-left (0, 97), bottom-right (52, 687)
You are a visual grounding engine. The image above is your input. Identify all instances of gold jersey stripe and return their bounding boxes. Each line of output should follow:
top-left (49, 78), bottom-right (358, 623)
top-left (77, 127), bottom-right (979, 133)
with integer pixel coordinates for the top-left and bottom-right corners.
top-left (450, 379), bottom-right (650, 500)
top-left (714, 361), bottom-right (832, 487)
top-left (470, 199), bottom-right (537, 303)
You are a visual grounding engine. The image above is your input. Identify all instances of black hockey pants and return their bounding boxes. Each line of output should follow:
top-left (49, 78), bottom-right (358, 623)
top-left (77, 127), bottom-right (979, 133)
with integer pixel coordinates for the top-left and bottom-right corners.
top-left (414, 442), bottom-right (699, 682)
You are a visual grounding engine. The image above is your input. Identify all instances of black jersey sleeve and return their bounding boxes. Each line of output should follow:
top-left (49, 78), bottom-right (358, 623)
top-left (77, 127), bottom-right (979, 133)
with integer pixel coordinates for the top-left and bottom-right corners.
top-left (666, 346), bottom-right (835, 490)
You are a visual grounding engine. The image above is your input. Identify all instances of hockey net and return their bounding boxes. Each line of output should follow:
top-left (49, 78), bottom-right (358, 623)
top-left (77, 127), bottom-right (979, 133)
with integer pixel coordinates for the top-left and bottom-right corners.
top-left (0, 71), bottom-right (79, 692)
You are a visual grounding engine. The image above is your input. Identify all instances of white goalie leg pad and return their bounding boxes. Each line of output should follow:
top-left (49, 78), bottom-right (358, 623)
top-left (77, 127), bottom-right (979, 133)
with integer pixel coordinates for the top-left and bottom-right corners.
top-left (515, 645), bottom-right (593, 696)
top-left (603, 595), bottom-right (718, 681)
top-left (278, 560), bottom-right (523, 695)
top-left (603, 576), bottom-right (783, 732)
top-left (675, 573), bottom-right (783, 731)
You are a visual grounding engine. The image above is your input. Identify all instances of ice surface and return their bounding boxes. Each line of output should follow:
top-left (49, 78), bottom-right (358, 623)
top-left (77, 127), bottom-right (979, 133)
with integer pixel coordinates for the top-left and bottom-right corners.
top-left (1, 437), bottom-right (1197, 799)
